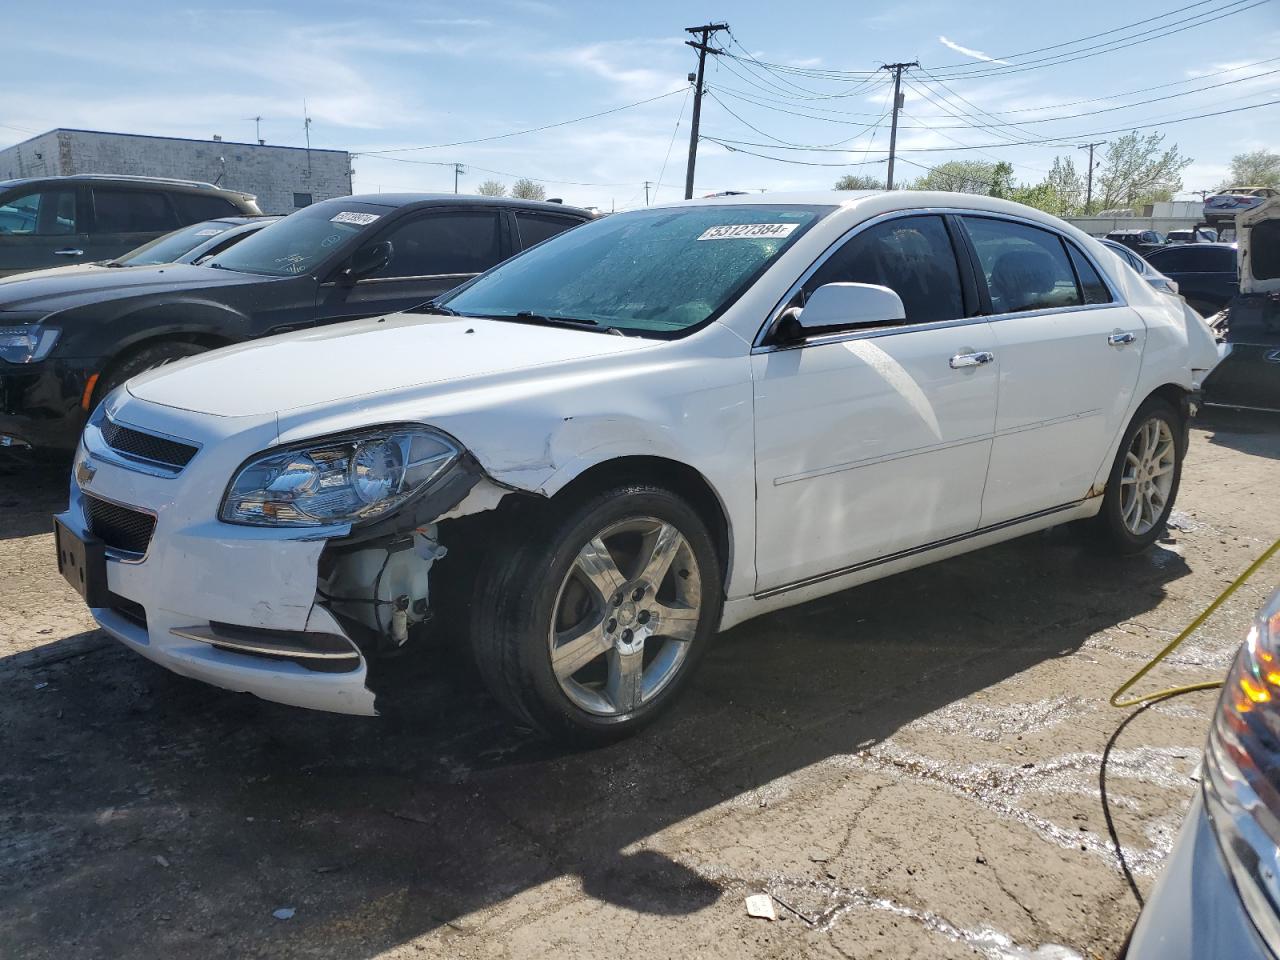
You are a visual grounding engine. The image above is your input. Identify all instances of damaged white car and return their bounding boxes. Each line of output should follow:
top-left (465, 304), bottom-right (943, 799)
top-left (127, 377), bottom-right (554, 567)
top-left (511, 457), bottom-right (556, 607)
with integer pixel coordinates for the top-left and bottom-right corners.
top-left (54, 192), bottom-right (1220, 741)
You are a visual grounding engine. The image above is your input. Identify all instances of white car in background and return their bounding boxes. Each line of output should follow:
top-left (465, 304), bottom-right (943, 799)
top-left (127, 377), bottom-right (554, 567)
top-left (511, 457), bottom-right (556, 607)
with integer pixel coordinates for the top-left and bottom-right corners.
top-left (1205, 186), bottom-right (1280, 225)
top-left (55, 192), bottom-right (1220, 741)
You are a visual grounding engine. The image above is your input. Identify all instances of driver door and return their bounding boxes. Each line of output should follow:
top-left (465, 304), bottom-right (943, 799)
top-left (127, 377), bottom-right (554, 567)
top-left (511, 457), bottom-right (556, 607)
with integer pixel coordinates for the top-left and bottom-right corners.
top-left (752, 214), bottom-right (998, 593)
top-left (317, 208), bottom-right (508, 325)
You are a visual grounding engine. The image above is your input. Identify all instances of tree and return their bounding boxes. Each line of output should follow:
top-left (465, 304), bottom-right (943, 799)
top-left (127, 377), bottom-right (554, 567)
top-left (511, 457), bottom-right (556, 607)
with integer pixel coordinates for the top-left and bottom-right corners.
top-left (1222, 149), bottom-right (1280, 188)
top-left (833, 173), bottom-right (883, 190)
top-left (1040, 155), bottom-right (1086, 217)
top-left (1095, 132), bottom-right (1191, 212)
top-left (476, 179), bottom-right (506, 197)
top-left (987, 161), bottom-right (1016, 199)
top-left (907, 160), bottom-right (999, 194)
top-left (511, 178), bottom-right (546, 201)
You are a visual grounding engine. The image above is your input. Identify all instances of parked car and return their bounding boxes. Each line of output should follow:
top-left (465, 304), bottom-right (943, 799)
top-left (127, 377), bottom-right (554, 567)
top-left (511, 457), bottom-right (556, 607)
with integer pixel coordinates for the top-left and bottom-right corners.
top-left (0, 175), bottom-right (261, 277)
top-left (1125, 585), bottom-right (1280, 959)
top-left (1201, 196), bottom-right (1280, 412)
top-left (1204, 186), bottom-right (1280, 225)
top-left (0, 194), bottom-right (591, 450)
top-left (52, 192), bottom-right (1219, 741)
top-left (1165, 227), bottom-right (1218, 244)
top-left (1100, 238), bottom-right (1181, 298)
top-left (1106, 229), bottom-right (1167, 255)
top-left (1145, 242), bottom-right (1239, 316)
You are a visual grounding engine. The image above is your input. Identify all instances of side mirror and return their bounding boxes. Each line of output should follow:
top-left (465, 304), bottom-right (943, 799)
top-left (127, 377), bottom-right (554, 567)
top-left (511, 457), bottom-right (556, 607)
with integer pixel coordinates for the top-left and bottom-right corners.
top-left (342, 241), bottom-right (392, 283)
top-left (778, 282), bottom-right (906, 340)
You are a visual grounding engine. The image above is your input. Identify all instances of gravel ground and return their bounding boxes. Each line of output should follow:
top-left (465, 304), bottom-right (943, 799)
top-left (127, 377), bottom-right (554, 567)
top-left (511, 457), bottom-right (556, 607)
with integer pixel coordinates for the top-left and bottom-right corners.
top-left (1, 410), bottom-right (1277, 960)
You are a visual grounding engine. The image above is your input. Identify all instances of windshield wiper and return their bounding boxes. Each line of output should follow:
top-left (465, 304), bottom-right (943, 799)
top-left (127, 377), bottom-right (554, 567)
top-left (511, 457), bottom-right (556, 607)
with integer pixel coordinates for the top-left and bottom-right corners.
top-left (482, 311), bottom-right (600, 329)
top-left (415, 301), bottom-right (457, 316)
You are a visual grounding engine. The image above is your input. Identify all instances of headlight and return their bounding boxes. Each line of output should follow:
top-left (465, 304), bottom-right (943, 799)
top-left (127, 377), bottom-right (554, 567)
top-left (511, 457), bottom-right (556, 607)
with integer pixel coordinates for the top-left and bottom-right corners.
top-left (221, 425), bottom-right (460, 527)
top-left (1204, 586), bottom-right (1280, 952)
top-left (0, 324), bottom-right (60, 363)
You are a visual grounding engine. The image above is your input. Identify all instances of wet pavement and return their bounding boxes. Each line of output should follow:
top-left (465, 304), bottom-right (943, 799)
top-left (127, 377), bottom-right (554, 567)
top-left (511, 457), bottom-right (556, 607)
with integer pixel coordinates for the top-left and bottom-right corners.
top-left (1, 410), bottom-right (1277, 959)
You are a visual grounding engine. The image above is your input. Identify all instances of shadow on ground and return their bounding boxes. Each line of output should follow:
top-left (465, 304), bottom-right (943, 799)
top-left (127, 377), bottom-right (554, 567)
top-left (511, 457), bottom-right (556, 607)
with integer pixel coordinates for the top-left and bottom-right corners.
top-left (1198, 406), bottom-right (1279, 460)
top-left (0, 512), bottom-right (1190, 958)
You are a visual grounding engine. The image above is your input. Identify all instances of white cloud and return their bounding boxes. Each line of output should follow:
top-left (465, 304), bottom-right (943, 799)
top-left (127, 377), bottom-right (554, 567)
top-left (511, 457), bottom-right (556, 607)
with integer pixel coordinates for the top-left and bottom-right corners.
top-left (938, 36), bottom-right (1008, 65)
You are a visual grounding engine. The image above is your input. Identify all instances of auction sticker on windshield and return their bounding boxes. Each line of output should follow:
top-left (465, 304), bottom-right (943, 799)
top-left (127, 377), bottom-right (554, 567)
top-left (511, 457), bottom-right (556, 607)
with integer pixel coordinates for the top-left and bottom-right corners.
top-left (697, 223), bottom-right (799, 241)
top-left (331, 212), bottom-right (381, 226)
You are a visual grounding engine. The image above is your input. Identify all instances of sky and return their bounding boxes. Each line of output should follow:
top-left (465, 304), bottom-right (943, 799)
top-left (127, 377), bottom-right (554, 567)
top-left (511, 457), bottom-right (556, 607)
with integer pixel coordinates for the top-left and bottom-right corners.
top-left (3, 0), bottom-right (1278, 211)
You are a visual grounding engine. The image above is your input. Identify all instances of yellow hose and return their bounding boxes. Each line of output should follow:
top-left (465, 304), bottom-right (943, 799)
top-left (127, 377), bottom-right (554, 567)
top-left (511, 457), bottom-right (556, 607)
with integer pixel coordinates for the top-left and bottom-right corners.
top-left (1109, 538), bottom-right (1280, 709)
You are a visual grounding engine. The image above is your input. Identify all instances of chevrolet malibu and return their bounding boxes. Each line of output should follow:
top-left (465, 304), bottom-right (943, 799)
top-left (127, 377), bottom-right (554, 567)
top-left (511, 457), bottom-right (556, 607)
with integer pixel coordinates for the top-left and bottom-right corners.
top-left (55, 192), bottom-right (1220, 741)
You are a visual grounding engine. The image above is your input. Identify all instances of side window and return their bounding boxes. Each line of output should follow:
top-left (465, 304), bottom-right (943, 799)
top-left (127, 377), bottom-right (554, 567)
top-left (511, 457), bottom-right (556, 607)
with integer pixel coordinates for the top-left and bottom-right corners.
top-left (1150, 248), bottom-right (1193, 272)
top-left (802, 214), bottom-right (965, 325)
top-left (171, 192), bottom-right (239, 223)
top-left (1066, 244), bottom-right (1112, 304)
top-left (515, 212), bottom-right (581, 249)
top-left (1213, 248), bottom-right (1238, 272)
top-left (92, 189), bottom-right (177, 233)
top-left (0, 189), bottom-right (77, 235)
top-left (962, 217), bottom-right (1082, 314)
top-left (370, 211), bottom-right (502, 279)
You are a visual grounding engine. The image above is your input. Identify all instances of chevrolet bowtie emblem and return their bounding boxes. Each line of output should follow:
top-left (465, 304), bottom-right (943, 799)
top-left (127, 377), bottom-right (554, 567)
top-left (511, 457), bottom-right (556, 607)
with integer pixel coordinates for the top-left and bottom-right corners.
top-left (75, 460), bottom-right (97, 488)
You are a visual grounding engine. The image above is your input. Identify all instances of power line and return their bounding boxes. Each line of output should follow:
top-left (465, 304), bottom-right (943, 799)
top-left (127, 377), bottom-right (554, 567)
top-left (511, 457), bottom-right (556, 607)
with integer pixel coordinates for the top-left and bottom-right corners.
top-left (652, 85), bottom-right (692, 204)
top-left (704, 137), bottom-right (890, 168)
top-left (357, 87), bottom-right (688, 156)
top-left (706, 89), bottom-right (888, 149)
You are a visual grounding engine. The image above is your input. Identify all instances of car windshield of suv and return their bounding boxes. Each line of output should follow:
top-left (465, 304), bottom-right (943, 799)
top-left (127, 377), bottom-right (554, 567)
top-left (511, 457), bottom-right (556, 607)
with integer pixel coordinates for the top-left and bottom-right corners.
top-left (112, 221), bottom-right (233, 266)
top-left (440, 205), bottom-right (827, 337)
top-left (209, 203), bottom-right (384, 277)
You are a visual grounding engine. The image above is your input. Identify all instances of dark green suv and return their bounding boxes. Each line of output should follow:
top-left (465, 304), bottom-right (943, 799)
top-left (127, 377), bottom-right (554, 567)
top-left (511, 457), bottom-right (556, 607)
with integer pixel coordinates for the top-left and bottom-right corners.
top-left (0, 175), bottom-right (261, 277)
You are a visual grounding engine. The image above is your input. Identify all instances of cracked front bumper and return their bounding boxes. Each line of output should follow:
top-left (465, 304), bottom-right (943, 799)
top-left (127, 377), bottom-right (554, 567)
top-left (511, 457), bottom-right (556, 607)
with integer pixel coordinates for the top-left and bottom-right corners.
top-left (67, 391), bottom-right (377, 716)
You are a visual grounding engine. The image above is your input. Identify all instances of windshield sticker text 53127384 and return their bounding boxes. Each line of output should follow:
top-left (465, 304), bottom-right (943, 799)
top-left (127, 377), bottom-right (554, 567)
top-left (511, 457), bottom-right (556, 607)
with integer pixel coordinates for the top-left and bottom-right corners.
top-left (331, 211), bottom-right (381, 226)
top-left (697, 223), bottom-right (798, 241)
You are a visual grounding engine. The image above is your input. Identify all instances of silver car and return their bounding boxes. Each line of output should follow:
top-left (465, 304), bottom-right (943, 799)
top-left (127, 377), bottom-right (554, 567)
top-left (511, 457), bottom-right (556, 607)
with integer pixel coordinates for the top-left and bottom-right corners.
top-left (1127, 586), bottom-right (1280, 958)
top-left (1100, 238), bottom-right (1180, 299)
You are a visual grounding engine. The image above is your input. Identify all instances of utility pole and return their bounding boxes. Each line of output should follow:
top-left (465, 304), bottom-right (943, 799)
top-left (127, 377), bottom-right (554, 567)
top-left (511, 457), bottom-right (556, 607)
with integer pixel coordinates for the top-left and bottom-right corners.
top-left (1078, 141), bottom-right (1105, 211)
top-left (303, 102), bottom-right (313, 177)
top-left (644, 180), bottom-right (652, 205)
top-left (253, 116), bottom-right (262, 143)
top-left (880, 61), bottom-right (917, 191)
top-left (453, 163), bottom-right (465, 194)
top-left (683, 22), bottom-right (728, 200)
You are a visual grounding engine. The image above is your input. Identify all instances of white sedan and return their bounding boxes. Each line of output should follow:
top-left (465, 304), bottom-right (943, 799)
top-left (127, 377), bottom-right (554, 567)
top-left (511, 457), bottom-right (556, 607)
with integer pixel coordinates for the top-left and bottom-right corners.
top-left (55, 191), bottom-right (1220, 741)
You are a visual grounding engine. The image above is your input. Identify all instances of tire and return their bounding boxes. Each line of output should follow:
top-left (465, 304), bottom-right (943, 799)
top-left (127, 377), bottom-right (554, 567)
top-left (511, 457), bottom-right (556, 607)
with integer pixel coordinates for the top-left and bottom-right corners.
top-left (95, 341), bottom-right (208, 406)
top-left (470, 482), bottom-right (722, 743)
top-left (1089, 397), bottom-right (1185, 554)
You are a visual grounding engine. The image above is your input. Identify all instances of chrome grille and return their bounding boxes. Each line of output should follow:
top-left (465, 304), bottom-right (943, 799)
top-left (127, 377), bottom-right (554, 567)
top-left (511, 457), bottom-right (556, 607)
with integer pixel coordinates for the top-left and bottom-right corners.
top-left (84, 496), bottom-right (155, 557)
top-left (101, 419), bottom-right (198, 471)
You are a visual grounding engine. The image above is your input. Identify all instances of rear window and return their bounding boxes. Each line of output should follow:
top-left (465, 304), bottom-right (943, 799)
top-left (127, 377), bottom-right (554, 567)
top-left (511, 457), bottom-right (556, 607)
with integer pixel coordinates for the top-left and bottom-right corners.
top-left (1252, 221), bottom-right (1279, 281)
top-left (92, 189), bottom-right (177, 234)
top-left (1066, 244), bottom-right (1112, 304)
top-left (515, 212), bottom-right (582, 249)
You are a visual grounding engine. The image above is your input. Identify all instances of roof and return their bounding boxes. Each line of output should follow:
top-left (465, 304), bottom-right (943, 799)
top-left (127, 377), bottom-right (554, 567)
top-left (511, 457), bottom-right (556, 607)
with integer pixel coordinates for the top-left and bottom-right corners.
top-left (325, 193), bottom-right (595, 216)
top-left (0, 173), bottom-right (255, 199)
top-left (4, 128), bottom-right (349, 156)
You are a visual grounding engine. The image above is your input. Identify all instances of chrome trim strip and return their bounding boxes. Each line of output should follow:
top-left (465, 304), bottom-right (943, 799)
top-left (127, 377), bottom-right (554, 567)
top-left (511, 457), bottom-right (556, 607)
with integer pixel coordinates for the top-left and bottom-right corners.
top-left (170, 625), bottom-right (361, 661)
top-left (754, 500), bottom-right (1083, 600)
top-left (84, 413), bottom-right (202, 479)
top-left (752, 206), bottom-right (1127, 351)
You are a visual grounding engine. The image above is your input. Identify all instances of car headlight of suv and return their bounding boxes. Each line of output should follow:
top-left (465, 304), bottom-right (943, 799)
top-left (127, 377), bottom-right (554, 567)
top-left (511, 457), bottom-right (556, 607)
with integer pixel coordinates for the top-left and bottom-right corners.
top-left (0, 323), bottom-right (60, 364)
top-left (1204, 586), bottom-right (1280, 953)
top-left (221, 425), bottom-right (461, 527)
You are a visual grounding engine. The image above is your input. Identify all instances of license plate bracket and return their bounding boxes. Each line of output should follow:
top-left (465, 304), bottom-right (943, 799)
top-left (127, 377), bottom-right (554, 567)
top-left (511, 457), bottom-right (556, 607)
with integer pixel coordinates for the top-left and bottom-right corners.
top-left (53, 514), bottom-right (109, 608)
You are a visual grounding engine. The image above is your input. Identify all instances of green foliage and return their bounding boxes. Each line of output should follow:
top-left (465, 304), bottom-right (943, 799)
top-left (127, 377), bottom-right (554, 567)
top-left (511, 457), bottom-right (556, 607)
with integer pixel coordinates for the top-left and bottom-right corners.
top-left (833, 174), bottom-right (884, 190)
top-left (476, 179), bottom-right (507, 197)
top-left (511, 178), bottom-right (547, 201)
top-left (1222, 150), bottom-right (1280, 189)
top-left (1095, 132), bottom-right (1191, 212)
top-left (907, 160), bottom-right (1000, 194)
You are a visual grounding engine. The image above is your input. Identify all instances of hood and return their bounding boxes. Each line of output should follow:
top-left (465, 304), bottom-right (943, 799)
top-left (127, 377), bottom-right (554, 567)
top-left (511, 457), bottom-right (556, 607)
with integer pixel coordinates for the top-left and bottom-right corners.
top-left (0, 262), bottom-right (269, 316)
top-left (127, 313), bottom-right (655, 417)
top-left (1239, 197), bottom-right (1280, 295)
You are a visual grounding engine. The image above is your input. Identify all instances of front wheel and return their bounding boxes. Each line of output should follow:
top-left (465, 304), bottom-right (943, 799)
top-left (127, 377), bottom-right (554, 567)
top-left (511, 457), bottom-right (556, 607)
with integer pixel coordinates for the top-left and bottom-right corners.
top-left (470, 483), bottom-right (722, 743)
top-left (1089, 398), bottom-right (1184, 554)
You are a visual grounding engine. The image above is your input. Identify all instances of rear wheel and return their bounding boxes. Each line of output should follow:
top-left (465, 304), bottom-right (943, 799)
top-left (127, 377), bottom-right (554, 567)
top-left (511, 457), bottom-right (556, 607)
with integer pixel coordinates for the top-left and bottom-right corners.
top-left (470, 483), bottom-right (721, 743)
top-left (1089, 398), bottom-right (1184, 554)
top-left (95, 341), bottom-right (208, 406)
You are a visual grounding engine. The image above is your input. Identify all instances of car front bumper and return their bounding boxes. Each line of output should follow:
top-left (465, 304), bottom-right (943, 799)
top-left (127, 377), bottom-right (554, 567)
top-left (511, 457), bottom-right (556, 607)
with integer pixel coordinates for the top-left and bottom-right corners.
top-left (66, 389), bottom-right (379, 716)
top-left (0, 357), bottom-right (97, 449)
top-left (1126, 792), bottom-right (1277, 959)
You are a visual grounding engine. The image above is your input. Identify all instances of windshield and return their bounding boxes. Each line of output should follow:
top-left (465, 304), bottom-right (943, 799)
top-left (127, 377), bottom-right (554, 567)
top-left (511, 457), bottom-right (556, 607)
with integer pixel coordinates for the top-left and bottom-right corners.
top-left (440, 204), bottom-right (826, 337)
top-left (210, 202), bottom-right (387, 277)
top-left (114, 221), bottom-right (233, 266)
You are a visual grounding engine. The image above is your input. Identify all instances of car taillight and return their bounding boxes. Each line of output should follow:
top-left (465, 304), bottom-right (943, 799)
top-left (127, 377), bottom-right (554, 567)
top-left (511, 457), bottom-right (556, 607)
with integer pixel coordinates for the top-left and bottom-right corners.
top-left (1204, 587), bottom-right (1280, 953)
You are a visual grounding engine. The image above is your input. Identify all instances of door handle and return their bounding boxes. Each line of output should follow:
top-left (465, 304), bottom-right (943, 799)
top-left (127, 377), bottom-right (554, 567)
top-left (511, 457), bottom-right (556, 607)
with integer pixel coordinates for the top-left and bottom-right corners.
top-left (949, 351), bottom-right (995, 369)
top-left (1108, 332), bottom-right (1136, 346)
top-left (53, 248), bottom-right (84, 257)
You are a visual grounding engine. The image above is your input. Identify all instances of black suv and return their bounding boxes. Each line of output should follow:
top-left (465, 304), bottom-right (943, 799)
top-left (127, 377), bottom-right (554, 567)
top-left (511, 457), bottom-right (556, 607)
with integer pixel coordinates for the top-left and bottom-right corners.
top-left (0, 193), bottom-right (592, 450)
top-left (0, 175), bottom-right (262, 277)
top-left (1104, 229), bottom-right (1167, 255)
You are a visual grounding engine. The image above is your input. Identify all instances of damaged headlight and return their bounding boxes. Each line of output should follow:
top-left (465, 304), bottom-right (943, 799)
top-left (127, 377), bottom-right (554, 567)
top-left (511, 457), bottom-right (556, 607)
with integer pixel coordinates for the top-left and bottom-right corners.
top-left (1203, 586), bottom-right (1280, 953)
top-left (0, 323), bottom-right (60, 364)
top-left (220, 425), bottom-right (460, 527)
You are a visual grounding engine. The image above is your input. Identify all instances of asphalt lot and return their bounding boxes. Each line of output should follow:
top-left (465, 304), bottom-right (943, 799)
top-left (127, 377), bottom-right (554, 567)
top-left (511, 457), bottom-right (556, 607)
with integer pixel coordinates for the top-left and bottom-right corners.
top-left (2, 411), bottom-right (1278, 960)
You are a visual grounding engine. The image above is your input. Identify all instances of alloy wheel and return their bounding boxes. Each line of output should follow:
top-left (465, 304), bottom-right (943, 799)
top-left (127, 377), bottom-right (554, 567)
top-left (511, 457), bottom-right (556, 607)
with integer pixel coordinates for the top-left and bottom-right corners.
top-left (548, 517), bottom-right (702, 716)
top-left (1120, 417), bottom-right (1176, 536)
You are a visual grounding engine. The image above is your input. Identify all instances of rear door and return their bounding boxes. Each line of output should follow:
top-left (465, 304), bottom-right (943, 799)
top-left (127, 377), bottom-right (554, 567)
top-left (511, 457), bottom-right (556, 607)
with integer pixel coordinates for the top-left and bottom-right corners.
top-left (0, 184), bottom-right (86, 276)
top-left (317, 207), bottom-right (507, 324)
top-left (83, 186), bottom-right (180, 262)
top-left (960, 215), bottom-right (1143, 524)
